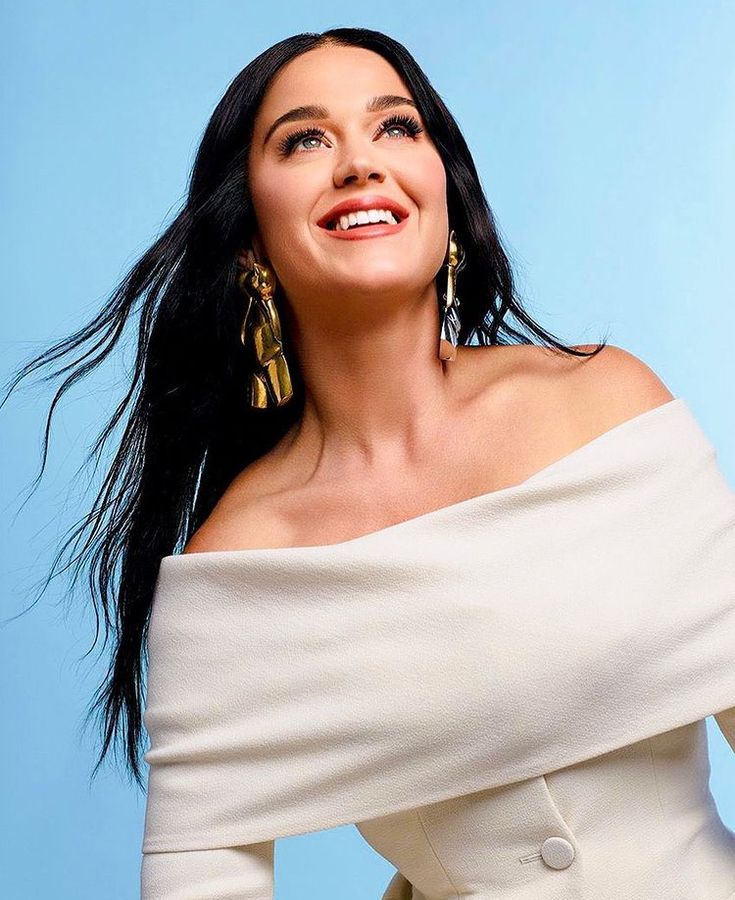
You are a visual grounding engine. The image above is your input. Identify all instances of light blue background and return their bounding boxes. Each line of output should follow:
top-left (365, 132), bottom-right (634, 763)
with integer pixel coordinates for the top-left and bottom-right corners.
top-left (2, 2), bottom-right (734, 897)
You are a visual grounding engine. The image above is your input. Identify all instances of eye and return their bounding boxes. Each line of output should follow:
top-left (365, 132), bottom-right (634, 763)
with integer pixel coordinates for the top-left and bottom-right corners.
top-left (377, 113), bottom-right (424, 141)
top-left (276, 126), bottom-right (327, 157)
top-left (276, 112), bottom-right (425, 157)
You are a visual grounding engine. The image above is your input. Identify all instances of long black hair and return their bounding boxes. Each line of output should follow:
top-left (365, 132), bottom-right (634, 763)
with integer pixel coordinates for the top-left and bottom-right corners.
top-left (1, 27), bottom-right (607, 792)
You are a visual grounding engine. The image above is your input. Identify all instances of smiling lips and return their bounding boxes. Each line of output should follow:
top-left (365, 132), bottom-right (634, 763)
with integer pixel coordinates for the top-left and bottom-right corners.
top-left (316, 194), bottom-right (410, 240)
top-left (320, 215), bottom-right (409, 240)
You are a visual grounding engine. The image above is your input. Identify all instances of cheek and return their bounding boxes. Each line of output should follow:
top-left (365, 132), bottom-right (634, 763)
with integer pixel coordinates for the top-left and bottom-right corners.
top-left (405, 149), bottom-right (447, 207)
top-left (250, 163), bottom-right (315, 236)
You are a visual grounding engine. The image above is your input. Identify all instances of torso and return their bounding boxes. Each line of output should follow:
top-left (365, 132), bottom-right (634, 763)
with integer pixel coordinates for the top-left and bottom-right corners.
top-left (181, 343), bottom-right (663, 553)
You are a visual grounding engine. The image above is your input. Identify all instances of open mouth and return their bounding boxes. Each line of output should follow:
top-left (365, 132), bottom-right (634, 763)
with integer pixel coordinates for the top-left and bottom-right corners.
top-left (322, 212), bottom-right (406, 232)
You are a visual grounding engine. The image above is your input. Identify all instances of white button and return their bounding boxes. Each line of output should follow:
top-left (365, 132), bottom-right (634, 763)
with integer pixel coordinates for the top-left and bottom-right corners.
top-left (540, 836), bottom-right (575, 869)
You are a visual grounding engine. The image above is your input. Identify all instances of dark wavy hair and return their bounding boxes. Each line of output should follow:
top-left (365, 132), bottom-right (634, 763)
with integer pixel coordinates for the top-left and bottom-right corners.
top-left (1, 27), bottom-right (607, 791)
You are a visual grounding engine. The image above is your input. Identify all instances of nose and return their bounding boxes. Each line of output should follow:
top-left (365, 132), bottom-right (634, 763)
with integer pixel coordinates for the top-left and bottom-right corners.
top-left (332, 139), bottom-right (386, 188)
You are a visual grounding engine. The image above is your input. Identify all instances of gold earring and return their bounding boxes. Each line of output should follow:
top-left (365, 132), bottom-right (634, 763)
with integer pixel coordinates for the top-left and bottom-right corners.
top-left (438, 229), bottom-right (466, 362)
top-left (238, 258), bottom-right (294, 409)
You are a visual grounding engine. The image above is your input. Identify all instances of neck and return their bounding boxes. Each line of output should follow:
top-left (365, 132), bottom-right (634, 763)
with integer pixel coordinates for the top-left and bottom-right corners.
top-left (279, 281), bottom-right (465, 483)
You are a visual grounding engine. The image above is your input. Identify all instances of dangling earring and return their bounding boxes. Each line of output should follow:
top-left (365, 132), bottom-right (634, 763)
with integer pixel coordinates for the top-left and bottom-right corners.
top-left (237, 255), bottom-right (294, 409)
top-left (438, 229), bottom-right (466, 362)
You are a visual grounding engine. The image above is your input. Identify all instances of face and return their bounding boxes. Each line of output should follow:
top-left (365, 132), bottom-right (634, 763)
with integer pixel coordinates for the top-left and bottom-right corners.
top-left (246, 44), bottom-right (449, 320)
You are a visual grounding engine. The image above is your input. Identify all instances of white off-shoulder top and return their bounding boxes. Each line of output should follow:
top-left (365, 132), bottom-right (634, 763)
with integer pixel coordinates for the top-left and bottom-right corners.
top-left (140, 397), bottom-right (735, 899)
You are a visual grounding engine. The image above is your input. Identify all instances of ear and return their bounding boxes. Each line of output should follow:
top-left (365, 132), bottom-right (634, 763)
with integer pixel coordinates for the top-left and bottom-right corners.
top-left (238, 247), bottom-right (256, 270)
top-left (238, 232), bottom-right (266, 270)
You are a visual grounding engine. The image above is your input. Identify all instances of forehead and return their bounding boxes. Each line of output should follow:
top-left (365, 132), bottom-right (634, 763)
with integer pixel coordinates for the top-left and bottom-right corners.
top-left (253, 45), bottom-right (410, 130)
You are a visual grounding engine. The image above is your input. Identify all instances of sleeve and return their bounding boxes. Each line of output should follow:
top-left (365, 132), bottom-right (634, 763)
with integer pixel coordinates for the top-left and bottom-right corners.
top-left (714, 707), bottom-right (735, 752)
top-left (381, 869), bottom-right (415, 899)
top-left (140, 839), bottom-right (274, 899)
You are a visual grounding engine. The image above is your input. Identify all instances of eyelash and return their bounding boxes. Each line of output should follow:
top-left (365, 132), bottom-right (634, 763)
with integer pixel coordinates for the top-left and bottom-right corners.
top-left (276, 113), bottom-right (425, 157)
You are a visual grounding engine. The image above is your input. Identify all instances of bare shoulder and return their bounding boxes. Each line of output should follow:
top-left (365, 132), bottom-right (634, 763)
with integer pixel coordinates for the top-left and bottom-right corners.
top-left (180, 443), bottom-right (298, 554)
top-left (473, 342), bottom-right (677, 461)
top-left (455, 340), bottom-right (676, 457)
top-left (180, 492), bottom-right (287, 554)
top-left (562, 343), bottom-right (676, 433)
top-left (461, 341), bottom-right (674, 422)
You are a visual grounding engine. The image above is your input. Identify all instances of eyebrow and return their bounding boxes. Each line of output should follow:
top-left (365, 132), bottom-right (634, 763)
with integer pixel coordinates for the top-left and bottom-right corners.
top-left (262, 94), bottom-right (418, 147)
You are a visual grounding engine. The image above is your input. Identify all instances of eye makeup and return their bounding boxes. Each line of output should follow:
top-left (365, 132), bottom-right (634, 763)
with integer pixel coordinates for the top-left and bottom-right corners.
top-left (276, 113), bottom-right (424, 158)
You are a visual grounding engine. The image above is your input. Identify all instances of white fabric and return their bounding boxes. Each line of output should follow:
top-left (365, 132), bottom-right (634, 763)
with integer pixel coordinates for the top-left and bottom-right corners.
top-left (355, 717), bottom-right (735, 899)
top-left (140, 397), bottom-right (735, 897)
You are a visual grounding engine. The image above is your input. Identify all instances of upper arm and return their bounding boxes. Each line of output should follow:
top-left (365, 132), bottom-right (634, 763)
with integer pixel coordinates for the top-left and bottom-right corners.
top-left (569, 344), bottom-right (676, 432)
top-left (141, 840), bottom-right (275, 899)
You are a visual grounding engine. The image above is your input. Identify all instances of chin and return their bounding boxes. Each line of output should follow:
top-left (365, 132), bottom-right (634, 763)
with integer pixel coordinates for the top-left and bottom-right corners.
top-left (345, 259), bottom-right (416, 282)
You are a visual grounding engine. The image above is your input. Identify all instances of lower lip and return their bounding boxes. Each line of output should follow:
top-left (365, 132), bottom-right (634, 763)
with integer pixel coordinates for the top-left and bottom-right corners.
top-left (318, 215), bottom-right (409, 240)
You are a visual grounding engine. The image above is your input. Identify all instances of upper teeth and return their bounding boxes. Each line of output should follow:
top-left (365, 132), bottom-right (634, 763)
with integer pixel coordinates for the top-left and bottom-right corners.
top-left (333, 208), bottom-right (400, 230)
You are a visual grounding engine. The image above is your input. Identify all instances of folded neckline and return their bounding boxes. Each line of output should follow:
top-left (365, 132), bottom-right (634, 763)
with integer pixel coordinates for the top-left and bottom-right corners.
top-left (161, 396), bottom-right (684, 563)
top-left (143, 389), bottom-right (735, 854)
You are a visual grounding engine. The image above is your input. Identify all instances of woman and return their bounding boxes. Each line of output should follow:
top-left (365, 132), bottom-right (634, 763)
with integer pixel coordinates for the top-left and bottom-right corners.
top-left (6, 27), bottom-right (734, 900)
